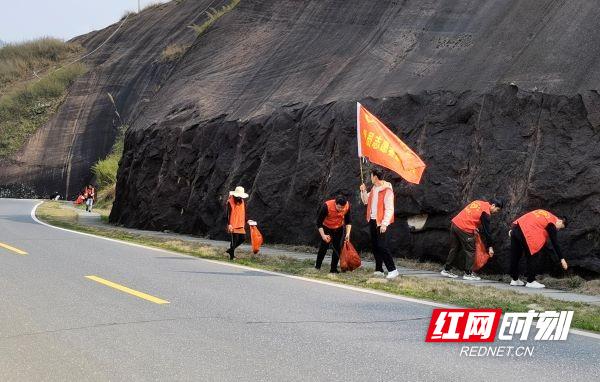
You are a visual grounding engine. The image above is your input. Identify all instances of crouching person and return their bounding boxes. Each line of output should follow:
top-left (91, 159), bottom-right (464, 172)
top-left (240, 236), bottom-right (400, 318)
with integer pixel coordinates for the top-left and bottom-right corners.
top-left (441, 198), bottom-right (503, 280)
top-left (509, 210), bottom-right (568, 289)
top-left (315, 195), bottom-right (352, 273)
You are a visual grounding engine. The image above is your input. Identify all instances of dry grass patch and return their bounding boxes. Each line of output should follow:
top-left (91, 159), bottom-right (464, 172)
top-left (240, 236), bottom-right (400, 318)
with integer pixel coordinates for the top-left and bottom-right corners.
top-left (0, 38), bottom-right (82, 90)
top-left (37, 201), bottom-right (78, 222)
top-left (161, 44), bottom-right (190, 62)
top-left (0, 38), bottom-right (86, 158)
top-left (0, 62), bottom-right (86, 157)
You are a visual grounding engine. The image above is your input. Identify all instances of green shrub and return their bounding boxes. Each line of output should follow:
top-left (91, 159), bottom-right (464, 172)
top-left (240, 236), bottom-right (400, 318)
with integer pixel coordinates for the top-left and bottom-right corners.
top-left (92, 126), bottom-right (126, 190)
top-left (0, 63), bottom-right (86, 157)
top-left (189, 0), bottom-right (240, 36)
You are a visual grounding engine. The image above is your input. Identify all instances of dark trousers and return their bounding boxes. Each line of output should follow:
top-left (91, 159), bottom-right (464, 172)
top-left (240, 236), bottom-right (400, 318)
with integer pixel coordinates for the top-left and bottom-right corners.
top-left (510, 225), bottom-right (536, 282)
top-left (369, 220), bottom-right (396, 272)
top-left (444, 223), bottom-right (475, 273)
top-left (316, 226), bottom-right (343, 271)
top-left (228, 233), bottom-right (245, 258)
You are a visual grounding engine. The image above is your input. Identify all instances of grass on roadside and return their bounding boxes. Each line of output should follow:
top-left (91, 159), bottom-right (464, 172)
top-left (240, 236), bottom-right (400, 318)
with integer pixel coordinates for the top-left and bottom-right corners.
top-left (71, 202), bottom-right (112, 222)
top-left (36, 201), bottom-right (600, 333)
top-left (269, 244), bottom-right (600, 296)
top-left (92, 126), bottom-right (125, 190)
top-left (90, 125), bottom-right (126, 214)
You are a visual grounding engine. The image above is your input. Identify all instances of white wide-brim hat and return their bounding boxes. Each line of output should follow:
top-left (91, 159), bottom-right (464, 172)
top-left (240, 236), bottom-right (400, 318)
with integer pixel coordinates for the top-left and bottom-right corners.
top-left (229, 186), bottom-right (249, 199)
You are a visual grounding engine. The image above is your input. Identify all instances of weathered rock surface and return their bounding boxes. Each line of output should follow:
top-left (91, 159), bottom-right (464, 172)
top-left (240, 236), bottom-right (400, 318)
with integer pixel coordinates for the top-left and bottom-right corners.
top-left (4, 0), bottom-right (600, 198)
top-left (0, 0), bottom-right (212, 197)
top-left (3, 0), bottom-right (600, 273)
top-left (111, 86), bottom-right (600, 274)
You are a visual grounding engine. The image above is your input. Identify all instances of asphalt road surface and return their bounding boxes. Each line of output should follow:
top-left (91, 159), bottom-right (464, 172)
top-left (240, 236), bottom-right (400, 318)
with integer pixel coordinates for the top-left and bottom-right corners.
top-left (0, 199), bottom-right (598, 381)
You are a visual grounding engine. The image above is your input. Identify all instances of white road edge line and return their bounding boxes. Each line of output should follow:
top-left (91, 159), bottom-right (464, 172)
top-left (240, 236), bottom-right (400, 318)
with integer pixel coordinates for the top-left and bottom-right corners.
top-left (30, 201), bottom-right (600, 341)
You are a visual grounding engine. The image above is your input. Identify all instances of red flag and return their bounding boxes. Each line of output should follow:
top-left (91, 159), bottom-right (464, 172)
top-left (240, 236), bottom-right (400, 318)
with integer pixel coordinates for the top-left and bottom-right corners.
top-left (357, 102), bottom-right (426, 184)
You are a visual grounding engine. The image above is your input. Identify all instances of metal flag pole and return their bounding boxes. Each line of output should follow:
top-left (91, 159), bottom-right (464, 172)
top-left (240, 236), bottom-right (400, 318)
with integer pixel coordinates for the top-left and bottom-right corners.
top-left (359, 157), bottom-right (365, 185)
top-left (357, 102), bottom-right (365, 185)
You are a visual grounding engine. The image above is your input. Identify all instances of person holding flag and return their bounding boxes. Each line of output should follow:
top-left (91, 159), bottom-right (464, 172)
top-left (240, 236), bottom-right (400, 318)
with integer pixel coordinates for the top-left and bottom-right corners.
top-left (360, 169), bottom-right (399, 279)
top-left (355, 102), bottom-right (427, 280)
top-left (441, 199), bottom-right (504, 280)
top-left (509, 210), bottom-right (568, 288)
top-left (315, 195), bottom-right (352, 273)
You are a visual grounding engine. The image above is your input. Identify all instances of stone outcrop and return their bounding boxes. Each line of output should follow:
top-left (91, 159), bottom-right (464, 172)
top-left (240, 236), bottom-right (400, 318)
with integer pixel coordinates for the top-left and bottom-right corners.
top-left (111, 86), bottom-right (600, 274)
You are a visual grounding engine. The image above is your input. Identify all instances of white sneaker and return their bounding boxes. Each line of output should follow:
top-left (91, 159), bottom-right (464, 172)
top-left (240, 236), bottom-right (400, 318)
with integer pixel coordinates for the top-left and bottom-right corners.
top-left (526, 281), bottom-right (545, 289)
top-left (373, 271), bottom-right (385, 278)
top-left (510, 279), bottom-right (525, 286)
top-left (463, 273), bottom-right (481, 281)
top-left (386, 270), bottom-right (400, 279)
top-left (441, 269), bottom-right (458, 278)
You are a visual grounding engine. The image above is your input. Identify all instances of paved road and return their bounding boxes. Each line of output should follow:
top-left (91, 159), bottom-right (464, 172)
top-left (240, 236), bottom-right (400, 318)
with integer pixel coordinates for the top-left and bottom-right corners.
top-left (67, 202), bottom-right (600, 306)
top-left (0, 199), bottom-right (598, 381)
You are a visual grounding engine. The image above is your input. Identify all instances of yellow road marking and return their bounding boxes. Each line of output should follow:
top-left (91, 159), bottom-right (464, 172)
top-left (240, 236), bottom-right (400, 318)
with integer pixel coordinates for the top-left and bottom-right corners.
top-left (85, 275), bottom-right (170, 304)
top-left (0, 241), bottom-right (28, 255)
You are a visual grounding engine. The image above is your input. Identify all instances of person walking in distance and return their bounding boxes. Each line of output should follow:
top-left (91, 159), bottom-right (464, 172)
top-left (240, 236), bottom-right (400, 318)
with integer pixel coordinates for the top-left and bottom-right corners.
top-left (360, 168), bottom-right (399, 280)
top-left (226, 186), bottom-right (249, 260)
top-left (315, 195), bottom-right (352, 273)
top-left (509, 210), bottom-right (568, 289)
top-left (85, 184), bottom-right (96, 213)
top-left (441, 198), bottom-right (503, 280)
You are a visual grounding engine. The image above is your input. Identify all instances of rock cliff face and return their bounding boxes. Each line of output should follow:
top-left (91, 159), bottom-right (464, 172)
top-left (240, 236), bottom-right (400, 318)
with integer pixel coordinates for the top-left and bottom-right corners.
top-left (3, 0), bottom-right (600, 273)
top-left (0, 0), bottom-right (213, 197)
top-left (111, 85), bottom-right (600, 274)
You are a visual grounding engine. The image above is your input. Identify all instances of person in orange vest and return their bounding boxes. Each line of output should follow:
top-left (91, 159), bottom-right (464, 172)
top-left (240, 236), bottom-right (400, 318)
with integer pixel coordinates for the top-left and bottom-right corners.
top-left (441, 198), bottom-right (504, 280)
top-left (509, 210), bottom-right (568, 289)
top-left (85, 184), bottom-right (96, 212)
top-left (226, 186), bottom-right (249, 260)
top-left (315, 195), bottom-right (352, 273)
top-left (360, 168), bottom-right (399, 280)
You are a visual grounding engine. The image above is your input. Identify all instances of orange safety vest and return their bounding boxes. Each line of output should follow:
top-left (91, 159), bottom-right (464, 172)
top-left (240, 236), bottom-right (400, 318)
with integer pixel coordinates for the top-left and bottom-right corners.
top-left (228, 196), bottom-right (246, 234)
top-left (322, 199), bottom-right (350, 230)
top-left (514, 210), bottom-right (559, 255)
top-left (452, 200), bottom-right (491, 234)
top-left (366, 186), bottom-right (395, 226)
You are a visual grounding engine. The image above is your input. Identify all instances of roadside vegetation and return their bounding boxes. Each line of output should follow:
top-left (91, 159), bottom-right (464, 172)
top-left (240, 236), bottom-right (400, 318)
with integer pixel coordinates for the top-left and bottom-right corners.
top-left (0, 38), bottom-right (85, 158)
top-left (37, 201), bottom-right (600, 333)
top-left (189, 0), bottom-right (241, 36)
top-left (91, 125), bottom-right (126, 211)
top-left (268, 243), bottom-right (600, 297)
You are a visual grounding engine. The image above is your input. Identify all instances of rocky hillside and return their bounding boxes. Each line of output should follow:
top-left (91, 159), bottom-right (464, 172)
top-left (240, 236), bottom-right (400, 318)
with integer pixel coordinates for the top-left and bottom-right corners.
top-left (111, 85), bottom-right (600, 274)
top-left (3, 0), bottom-right (600, 273)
